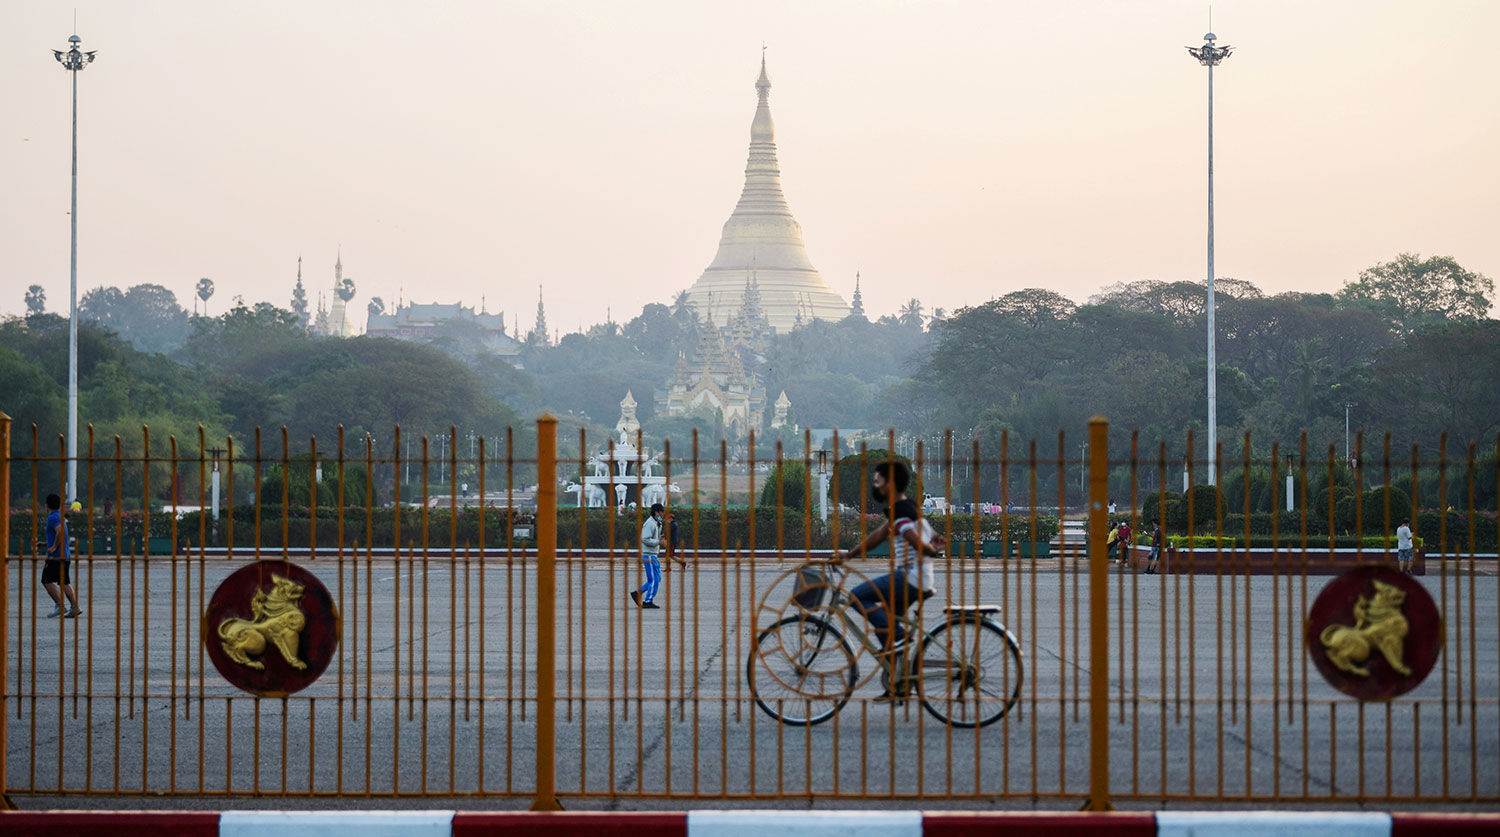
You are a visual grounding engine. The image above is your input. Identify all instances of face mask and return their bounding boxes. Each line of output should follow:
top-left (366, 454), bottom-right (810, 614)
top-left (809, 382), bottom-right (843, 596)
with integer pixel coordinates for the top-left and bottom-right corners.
top-left (871, 482), bottom-right (887, 503)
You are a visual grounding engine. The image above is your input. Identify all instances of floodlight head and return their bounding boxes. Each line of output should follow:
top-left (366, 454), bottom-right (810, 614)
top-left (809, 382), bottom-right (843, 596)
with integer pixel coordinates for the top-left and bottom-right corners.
top-left (69, 35), bottom-right (80, 43)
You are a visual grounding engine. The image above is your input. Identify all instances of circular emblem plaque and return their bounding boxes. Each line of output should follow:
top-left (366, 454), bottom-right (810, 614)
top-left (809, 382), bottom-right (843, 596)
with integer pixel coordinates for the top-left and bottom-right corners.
top-left (1305, 565), bottom-right (1441, 701)
top-left (203, 560), bottom-right (340, 697)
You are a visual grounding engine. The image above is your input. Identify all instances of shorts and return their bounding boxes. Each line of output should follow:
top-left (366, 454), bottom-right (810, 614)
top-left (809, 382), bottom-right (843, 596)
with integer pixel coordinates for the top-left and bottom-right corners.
top-left (42, 558), bottom-right (71, 585)
top-left (1398, 548), bottom-right (1413, 562)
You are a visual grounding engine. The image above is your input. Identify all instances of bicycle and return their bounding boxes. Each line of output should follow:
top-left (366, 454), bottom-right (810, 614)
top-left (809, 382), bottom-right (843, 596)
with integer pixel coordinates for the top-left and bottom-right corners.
top-left (746, 561), bottom-right (1024, 728)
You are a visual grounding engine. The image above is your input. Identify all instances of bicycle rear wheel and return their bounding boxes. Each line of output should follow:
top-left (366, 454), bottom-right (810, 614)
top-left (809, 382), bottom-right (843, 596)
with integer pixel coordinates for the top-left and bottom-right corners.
top-left (916, 616), bottom-right (1023, 728)
top-left (747, 615), bottom-right (859, 726)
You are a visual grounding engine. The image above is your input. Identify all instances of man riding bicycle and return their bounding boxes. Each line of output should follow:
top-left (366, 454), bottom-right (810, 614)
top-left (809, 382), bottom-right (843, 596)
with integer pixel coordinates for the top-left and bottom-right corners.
top-left (832, 462), bottom-right (947, 680)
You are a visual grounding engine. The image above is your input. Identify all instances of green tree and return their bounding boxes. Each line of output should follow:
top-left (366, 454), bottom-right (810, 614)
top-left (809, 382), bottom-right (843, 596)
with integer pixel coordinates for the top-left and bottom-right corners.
top-left (833, 448), bottom-right (910, 513)
top-left (1364, 320), bottom-right (1500, 449)
top-left (79, 283), bottom-right (190, 353)
top-left (195, 278), bottom-right (215, 316)
top-left (1338, 253), bottom-right (1495, 334)
top-left (1289, 338), bottom-right (1331, 421)
top-left (899, 298), bottom-right (925, 329)
top-left (25, 285), bottom-right (46, 316)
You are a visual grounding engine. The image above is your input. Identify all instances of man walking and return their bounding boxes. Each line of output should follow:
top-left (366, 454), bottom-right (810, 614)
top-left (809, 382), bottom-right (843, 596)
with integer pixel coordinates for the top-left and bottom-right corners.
top-left (664, 511), bottom-right (684, 569)
top-left (1396, 518), bottom-right (1414, 575)
top-left (1145, 520), bottom-right (1163, 575)
top-left (1116, 519), bottom-right (1133, 566)
top-left (631, 503), bottom-right (665, 609)
top-left (42, 493), bottom-right (81, 618)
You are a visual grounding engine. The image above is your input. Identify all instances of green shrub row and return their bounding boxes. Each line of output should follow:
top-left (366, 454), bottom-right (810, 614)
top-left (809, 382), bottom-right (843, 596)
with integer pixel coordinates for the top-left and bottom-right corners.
top-left (1161, 534), bottom-right (1426, 550)
top-left (1134, 498), bottom-right (1495, 551)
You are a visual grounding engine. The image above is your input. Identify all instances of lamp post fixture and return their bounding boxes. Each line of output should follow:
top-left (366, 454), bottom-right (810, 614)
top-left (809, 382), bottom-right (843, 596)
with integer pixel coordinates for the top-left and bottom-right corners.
top-left (53, 33), bottom-right (97, 503)
top-left (1187, 30), bottom-right (1231, 486)
top-left (815, 449), bottom-right (831, 523)
top-left (1285, 453), bottom-right (1295, 513)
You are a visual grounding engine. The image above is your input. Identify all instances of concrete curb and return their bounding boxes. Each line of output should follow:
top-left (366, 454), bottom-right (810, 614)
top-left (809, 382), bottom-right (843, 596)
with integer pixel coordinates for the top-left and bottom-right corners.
top-left (2, 809), bottom-right (1499, 835)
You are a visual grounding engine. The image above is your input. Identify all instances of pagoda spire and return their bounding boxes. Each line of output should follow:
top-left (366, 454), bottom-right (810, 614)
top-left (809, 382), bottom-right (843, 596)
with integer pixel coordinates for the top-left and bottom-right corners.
top-left (682, 54), bottom-right (850, 330)
top-left (290, 255), bottom-right (309, 328)
top-left (529, 284), bottom-right (548, 346)
top-left (849, 271), bottom-right (865, 318)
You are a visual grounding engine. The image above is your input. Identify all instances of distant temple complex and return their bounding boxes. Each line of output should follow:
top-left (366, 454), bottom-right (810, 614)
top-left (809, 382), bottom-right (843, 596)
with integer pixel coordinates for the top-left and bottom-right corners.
top-left (366, 300), bottom-right (523, 363)
top-left (682, 56), bottom-right (850, 332)
top-left (656, 274), bottom-right (784, 436)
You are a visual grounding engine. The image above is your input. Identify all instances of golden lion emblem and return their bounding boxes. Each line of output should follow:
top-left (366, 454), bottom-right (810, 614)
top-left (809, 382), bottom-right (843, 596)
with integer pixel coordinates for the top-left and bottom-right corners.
top-left (1319, 579), bottom-right (1412, 677)
top-left (217, 574), bottom-right (308, 671)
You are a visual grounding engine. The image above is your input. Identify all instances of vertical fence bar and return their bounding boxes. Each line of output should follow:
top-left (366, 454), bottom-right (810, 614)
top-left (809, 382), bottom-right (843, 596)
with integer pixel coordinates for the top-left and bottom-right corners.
top-left (0, 411), bottom-right (9, 803)
top-left (531, 414), bottom-right (561, 810)
top-left (1085, 416), bottom-right (1111, 810)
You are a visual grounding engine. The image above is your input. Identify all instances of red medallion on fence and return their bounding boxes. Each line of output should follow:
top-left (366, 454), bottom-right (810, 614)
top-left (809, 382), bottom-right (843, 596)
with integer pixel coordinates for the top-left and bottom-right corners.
top-left (1305, 565), bottom-right (1441, 701)
top-left (203, 560), bottom-right (340, 697)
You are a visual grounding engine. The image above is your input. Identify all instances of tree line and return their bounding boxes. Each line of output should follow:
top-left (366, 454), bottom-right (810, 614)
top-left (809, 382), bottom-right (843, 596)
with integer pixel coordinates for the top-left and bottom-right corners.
top-left (5, 252), bottom-right (1496, 513)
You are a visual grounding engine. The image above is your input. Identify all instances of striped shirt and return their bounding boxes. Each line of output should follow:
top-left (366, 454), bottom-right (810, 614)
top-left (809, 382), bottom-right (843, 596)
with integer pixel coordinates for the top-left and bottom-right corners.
top-left (888, 499), bottom-right (936, 592)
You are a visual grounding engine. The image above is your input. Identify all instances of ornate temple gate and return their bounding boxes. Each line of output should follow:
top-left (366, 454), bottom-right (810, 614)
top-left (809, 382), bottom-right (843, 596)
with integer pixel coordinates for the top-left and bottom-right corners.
top-left (2, 411), bottom-right (1497, 806)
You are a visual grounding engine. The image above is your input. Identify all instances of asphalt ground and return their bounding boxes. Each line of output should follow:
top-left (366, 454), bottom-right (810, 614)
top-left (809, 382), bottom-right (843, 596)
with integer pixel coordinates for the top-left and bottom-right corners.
top-left (5, 553), bottom-right (1497, 809)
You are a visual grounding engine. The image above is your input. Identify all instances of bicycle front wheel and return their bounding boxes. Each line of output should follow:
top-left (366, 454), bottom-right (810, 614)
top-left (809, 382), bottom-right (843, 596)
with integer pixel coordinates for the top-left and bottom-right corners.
top-left (916, 616), bottom-right (1023, 728)
top-left (747, 615), bottom-right (859, 726)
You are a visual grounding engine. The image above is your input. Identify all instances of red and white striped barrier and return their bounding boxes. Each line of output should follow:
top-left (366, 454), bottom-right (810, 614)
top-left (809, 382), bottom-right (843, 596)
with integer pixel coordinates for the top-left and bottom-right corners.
top-left (2, 809), bottom-right (1498, 836)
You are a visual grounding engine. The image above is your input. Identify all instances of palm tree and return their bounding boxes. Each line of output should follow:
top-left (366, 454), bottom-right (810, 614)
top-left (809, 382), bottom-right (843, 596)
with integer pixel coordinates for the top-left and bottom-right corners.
top-left (899, 298), bottom-right (924, 328)
top-left (336, 277), bottom-right (356, 304)
top-left (368, 297), bottom-right (385, 319)
top-left (24, 284), bottom-right (45, 316)
top-left (1289, 338), bottom-right (1331, 420)
top-left (196, 277), bottom-right (215, 316)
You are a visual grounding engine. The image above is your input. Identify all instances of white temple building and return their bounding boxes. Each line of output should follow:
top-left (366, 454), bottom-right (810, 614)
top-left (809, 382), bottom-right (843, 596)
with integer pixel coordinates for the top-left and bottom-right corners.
top-left (683, 56), bottom-right (850, 332)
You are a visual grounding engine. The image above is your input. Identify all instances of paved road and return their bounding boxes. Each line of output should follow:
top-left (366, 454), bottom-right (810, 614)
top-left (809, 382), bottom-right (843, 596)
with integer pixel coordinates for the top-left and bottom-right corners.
top-left (5, 553), bottom-right (1497, 808)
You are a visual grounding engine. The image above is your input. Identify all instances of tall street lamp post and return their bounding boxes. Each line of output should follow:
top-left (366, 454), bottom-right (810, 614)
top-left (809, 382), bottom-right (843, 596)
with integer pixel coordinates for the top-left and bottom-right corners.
top-left (54, 34), bottom-right (97, 503)
top-left (1187, 31), bottom-right (1231, 486)
top-left (1344, 402), bottom-right (1356, 466)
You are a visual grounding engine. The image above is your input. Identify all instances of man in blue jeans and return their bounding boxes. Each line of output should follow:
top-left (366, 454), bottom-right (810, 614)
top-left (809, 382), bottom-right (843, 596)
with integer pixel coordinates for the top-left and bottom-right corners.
top-left (833, 462), bottom-right (945, 698)
top-left (43, 493), bottom-right (81, 618)
top-left (630, 503), bottom-right (665, 609)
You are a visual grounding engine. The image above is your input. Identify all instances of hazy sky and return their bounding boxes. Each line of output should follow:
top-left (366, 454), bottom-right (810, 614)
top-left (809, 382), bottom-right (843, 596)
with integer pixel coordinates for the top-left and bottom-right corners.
top-left (4, 0), bottom-right (1497, 333)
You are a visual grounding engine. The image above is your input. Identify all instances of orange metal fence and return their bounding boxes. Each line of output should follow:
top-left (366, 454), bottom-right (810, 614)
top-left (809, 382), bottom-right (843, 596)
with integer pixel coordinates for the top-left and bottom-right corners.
top-left (1, 411), bottom-right (1496, 806)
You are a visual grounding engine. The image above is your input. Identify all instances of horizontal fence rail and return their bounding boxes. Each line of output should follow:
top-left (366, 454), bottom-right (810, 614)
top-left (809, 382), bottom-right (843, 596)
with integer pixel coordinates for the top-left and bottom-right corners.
top-left (1, 413), bottom-right (1497, 806)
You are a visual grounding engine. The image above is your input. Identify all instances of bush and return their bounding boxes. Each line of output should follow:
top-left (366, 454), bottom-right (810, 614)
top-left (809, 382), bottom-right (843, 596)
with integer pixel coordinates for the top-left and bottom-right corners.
top-left (1141, 492), bottom-right (1186, 530)
top-left (1185, 484), bottom-right (1224, 528)
top-left (760, 460), bottom-right (809, 511)
top-left (1417, 509), bottom-right (1498, 552)
top-left (257, 456), bottom-right (371, 508)
top-left (1166, 535), bottom-right (1236, 549)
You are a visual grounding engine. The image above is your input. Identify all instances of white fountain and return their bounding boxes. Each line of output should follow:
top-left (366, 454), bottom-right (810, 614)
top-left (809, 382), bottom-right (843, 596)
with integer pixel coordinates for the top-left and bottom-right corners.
top-left (566, 429), bottom-right (681, 510)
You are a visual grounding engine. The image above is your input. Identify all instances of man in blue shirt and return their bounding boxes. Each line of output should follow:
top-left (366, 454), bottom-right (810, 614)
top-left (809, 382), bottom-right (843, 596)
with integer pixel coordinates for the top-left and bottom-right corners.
top-left (43, 493), bottom-right (81, 618)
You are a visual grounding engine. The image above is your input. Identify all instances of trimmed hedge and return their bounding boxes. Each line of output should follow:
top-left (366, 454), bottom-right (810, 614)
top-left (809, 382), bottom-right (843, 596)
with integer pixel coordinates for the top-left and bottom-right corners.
top-left (1164, 534), bottom-right (1426, 550)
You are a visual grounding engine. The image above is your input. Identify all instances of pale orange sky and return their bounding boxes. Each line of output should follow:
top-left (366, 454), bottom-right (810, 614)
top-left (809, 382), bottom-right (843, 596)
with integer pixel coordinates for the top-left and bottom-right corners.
top-left (3, 0), bottom-right (1497, 333)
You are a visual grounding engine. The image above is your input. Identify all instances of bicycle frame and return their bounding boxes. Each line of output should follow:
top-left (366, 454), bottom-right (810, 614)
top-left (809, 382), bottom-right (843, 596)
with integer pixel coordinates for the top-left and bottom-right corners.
top-left (814, 569), bottom-right (979, 686)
